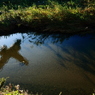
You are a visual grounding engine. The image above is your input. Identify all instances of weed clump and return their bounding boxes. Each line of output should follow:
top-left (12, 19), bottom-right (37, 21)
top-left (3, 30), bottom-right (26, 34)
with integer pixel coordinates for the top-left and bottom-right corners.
top-left (0, 77), bottom-right (41, 95)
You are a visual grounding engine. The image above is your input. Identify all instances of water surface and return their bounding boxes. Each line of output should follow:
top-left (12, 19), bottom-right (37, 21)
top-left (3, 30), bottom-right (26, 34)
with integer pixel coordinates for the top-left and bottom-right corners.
top-left (0, 32), bottom-right (95, 95)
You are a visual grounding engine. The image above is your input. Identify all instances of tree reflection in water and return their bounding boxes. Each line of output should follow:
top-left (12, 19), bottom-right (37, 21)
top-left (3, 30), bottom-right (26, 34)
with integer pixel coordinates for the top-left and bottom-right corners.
top-left (0, 32), bottom-right (95, 75)
top-left (0, 32), bottom-right (95, 95)
top-left (23, 32), bottom-right (71, 45)
top-left (22, 32), bottom-right (95, 75)
top-left (0, 39), bottom-right (28, 69)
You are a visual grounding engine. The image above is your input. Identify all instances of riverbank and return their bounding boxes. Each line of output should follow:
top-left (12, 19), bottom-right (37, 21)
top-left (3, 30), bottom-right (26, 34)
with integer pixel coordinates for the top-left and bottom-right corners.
top-left (0, 0), bottom-right (95, 34)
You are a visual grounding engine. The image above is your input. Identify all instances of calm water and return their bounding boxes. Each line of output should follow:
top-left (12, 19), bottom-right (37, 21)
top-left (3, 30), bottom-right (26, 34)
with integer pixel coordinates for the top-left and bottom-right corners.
top-left (0, 32), bottom-right (95, 95)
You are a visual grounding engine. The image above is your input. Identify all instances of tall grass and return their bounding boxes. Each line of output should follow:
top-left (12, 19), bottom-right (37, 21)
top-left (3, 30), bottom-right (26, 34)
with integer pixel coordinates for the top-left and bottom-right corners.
top-left (0, 0), bottom-right (95, 33)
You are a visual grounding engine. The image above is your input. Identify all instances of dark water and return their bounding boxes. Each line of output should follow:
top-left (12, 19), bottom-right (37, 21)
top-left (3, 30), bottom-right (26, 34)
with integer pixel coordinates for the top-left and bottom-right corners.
top-left (0, 32), bottom-right (95, 95)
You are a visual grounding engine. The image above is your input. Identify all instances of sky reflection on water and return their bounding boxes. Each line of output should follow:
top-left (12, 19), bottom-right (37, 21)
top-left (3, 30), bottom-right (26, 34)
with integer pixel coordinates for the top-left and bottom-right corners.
top-left (0, 32), bottom-right (95, 95)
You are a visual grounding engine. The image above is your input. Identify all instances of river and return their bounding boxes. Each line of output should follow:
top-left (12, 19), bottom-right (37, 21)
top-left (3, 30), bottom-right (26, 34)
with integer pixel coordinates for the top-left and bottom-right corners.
top-left (0, 31), bottom-right (95, 95)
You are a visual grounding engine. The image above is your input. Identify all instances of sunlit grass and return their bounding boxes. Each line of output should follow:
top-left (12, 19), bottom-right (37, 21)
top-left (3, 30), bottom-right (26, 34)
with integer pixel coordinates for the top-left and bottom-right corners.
top-left (0, 0), bottom-right (95, 33)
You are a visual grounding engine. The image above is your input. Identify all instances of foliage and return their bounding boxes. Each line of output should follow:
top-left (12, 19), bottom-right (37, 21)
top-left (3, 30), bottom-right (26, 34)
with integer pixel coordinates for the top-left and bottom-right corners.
top-left (0, 78), bottom-right (8, 89)
top-left (0, 78), bottom-right (42, 95)
top-left (0, 0), bottom-right (95, 33)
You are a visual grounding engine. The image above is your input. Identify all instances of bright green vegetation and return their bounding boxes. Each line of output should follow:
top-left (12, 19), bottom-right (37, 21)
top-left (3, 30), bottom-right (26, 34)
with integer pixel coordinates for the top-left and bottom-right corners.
top-left (0, 78), bottom-right (63, 95)
top-left (0, 78), bottom-right (7, 88)
top-left (0, 78), bottom-right (21, 95)
top-left (0, 0), bottom-right (95, 33)
top-left (0, 77), bottom-right (40, 95)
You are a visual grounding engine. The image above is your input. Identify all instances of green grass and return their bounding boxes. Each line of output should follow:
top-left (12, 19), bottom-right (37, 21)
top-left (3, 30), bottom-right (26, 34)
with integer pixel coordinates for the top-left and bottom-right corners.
top-left (0, 0), bottom-right (95, 33)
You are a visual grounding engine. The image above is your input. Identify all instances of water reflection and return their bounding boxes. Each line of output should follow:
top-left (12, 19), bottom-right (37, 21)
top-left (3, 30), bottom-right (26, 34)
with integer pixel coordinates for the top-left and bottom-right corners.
top-left (56, 46), bottom-right (95, 74)
top-left (0, 32), bottom-right (95, 95)
top-left (21, 32), bottom-right (95, 74)
top-left (21, 32), bottom-right (72, 45)
top-left (0, 39), bottom-right (28, 69)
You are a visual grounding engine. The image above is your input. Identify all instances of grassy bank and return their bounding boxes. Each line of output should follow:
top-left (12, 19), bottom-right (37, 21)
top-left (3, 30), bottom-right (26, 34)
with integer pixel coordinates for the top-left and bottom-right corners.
top-left (0, 0), bottom-right (95, 34)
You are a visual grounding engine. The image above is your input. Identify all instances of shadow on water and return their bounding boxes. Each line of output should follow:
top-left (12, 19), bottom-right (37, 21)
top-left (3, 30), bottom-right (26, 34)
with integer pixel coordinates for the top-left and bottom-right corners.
top-left (0, 39), bottom-right (28, 69)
